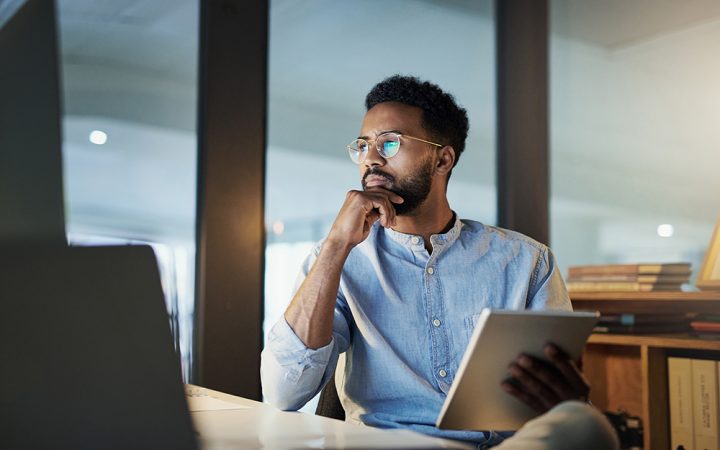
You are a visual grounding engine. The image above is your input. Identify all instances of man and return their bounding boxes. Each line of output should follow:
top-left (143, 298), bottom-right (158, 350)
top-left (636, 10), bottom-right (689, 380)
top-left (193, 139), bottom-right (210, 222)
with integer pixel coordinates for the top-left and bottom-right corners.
top-left (261, 75), bottom-right (617, 449)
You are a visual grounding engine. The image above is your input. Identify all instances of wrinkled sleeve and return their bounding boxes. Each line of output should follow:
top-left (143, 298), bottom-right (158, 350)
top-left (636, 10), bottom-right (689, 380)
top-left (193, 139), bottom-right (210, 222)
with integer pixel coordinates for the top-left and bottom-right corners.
top-left (260, 244), bottom-right (352, 411)
top-left (526, 247), bottom-right (572, 311)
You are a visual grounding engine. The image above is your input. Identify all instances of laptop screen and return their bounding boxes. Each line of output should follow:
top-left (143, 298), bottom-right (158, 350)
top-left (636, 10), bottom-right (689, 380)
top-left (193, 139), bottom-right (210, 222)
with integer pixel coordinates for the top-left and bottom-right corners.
top-left (0, 245), bottom-right (198, 450)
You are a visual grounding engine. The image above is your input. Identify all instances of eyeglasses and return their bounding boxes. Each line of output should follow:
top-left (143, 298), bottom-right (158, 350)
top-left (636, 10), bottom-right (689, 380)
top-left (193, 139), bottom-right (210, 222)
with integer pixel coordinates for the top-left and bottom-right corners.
top-left (346, 132), bottom-right (444, 164)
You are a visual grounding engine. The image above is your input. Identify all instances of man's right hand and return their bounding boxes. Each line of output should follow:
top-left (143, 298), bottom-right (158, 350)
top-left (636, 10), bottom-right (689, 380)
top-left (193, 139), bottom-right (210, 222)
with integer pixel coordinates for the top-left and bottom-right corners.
top-left (326, 188), bottom-right (404, 250)
top-left (284, 187), bottom-right (403, 349)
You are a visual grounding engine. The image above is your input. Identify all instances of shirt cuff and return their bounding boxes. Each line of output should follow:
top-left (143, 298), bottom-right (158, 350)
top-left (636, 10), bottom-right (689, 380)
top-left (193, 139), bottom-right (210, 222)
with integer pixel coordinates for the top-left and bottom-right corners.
top-left (266, 317), bottom-right (335, 383)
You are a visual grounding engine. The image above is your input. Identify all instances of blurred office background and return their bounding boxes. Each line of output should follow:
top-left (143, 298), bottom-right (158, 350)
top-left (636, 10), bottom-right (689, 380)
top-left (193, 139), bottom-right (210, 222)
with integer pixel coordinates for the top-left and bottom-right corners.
top-left (53, 0), bottom-right (720, 387)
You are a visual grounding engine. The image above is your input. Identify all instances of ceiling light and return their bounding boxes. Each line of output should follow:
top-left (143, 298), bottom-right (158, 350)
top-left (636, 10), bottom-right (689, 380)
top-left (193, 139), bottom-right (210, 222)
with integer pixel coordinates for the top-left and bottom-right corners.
top-left (657, 224), bottom-right (674, 238)
top-left (272, 221), bottom-right (285, 235)
top-left (89, 130), bottom-right (107, 145)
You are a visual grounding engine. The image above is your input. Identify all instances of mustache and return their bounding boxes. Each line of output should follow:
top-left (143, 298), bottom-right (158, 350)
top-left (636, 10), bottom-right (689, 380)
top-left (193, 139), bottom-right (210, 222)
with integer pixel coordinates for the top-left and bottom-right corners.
top-left (362, 168), bottom-right (396, 185)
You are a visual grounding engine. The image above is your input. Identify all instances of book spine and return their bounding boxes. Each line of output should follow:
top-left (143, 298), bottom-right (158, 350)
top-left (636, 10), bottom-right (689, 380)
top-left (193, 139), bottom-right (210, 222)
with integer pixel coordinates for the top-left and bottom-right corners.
top-left (567, 274), bottom-right (690, 283)
top-left (600, 313), bottom-right (689, 325)
top-left (669, 357), bottom-right (695, 450)
top-left (567, 281), bottom-right (683, 292)
top-left (568, 265), bottom-right (637, 277)
top-left (567, 263), bottom-right (691, 277)
top-left (692, 359), bottom-right (720, 450)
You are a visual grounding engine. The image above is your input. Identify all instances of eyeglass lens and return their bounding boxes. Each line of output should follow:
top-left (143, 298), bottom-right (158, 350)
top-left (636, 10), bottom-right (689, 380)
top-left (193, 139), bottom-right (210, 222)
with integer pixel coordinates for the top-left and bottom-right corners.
top-left (348, 133), bottom-right (401, 163)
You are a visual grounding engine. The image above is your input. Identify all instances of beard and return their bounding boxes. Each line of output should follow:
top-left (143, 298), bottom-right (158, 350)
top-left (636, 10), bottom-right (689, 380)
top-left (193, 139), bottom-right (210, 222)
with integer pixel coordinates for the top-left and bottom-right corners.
top-left (361, 158), bottom-right (434, 216)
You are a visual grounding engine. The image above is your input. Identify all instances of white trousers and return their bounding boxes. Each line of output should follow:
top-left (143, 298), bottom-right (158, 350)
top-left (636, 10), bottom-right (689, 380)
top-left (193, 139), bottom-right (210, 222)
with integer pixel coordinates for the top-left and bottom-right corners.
top-left (494, 401), bottom-right (620, 450)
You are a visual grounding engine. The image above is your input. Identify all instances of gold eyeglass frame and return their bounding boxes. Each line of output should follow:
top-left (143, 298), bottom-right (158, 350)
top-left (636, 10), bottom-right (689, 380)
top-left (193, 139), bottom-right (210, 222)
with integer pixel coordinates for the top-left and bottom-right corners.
top-left (346, 132), bottom-right (444, 164)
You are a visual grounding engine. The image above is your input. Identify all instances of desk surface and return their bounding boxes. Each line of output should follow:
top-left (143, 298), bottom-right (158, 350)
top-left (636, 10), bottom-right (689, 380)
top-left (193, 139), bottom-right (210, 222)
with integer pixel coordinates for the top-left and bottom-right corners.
top-left (185, 385), bottom-right (472, 450)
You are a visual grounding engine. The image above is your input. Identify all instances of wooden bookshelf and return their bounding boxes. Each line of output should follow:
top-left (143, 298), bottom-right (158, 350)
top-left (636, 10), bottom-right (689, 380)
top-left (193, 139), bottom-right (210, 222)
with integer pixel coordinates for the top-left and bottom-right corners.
top-left (572, 290), bottom-right (720, 314)
top-left (573, 291), bottom-right (720, 450)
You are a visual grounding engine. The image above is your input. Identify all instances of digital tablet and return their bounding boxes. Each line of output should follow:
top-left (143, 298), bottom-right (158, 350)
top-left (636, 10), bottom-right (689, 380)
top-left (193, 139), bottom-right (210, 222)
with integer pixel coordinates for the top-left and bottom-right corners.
top-left (435, 309), bottom-right (599, 431)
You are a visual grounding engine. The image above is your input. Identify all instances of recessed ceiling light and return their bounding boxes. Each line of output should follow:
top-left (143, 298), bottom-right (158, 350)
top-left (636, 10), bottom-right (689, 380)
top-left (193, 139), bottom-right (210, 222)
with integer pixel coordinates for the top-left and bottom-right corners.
top-left (89, 130), bottom-right (108, 145)
top-left (657, 224), bottom-right (674, 238)
top-left (272, 221), bottom-right (285, 235)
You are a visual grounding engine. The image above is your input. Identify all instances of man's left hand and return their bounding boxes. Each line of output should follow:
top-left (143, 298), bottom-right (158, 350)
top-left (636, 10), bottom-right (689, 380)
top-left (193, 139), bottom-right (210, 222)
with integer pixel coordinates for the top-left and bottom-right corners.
top-left (500, 343), bottom-right (590, 413)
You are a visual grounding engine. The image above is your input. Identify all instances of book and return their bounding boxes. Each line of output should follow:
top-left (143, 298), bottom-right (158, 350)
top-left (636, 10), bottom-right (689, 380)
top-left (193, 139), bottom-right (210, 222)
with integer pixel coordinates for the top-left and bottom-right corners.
top-left (599, 313), bottom-right (689, 326)
top-left (695, 315), bottom-right (720, 322)
top-left (568, 263), bottom-right (692, 278)
top-left (567, 274), bottom-right (691, 283)
top-left (692, 359), bottom-right (720, 450)
top-left (593, 322), bottom-right (690, 334)
top-left (691, 321), bottom-right (720, 333)
top-left (668, 357), bottom-right (695, 450)
top-left (567, 281), bottom-right (684, 292)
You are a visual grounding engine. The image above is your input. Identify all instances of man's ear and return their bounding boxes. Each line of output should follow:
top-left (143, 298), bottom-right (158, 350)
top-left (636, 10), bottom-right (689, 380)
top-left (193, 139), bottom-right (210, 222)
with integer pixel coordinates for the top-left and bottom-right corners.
top-left (434, 146), bottom-right (456, 176)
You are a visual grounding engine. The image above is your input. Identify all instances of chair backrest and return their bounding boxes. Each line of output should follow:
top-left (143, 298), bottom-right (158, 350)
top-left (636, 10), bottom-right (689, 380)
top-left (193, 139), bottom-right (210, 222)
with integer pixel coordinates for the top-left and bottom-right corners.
top-left (315, 374), bottom-right (345, 420)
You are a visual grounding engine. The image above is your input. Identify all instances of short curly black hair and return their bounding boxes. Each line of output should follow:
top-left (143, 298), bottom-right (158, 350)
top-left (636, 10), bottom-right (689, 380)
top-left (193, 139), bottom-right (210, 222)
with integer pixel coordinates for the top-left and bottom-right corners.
top-left (365, 75), bottom-right (469, 173)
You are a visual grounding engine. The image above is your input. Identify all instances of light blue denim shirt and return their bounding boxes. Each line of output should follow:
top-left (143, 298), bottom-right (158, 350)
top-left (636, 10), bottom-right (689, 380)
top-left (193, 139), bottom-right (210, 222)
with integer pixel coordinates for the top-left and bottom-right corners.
top-left (261, 216), bottom-right (571, 448)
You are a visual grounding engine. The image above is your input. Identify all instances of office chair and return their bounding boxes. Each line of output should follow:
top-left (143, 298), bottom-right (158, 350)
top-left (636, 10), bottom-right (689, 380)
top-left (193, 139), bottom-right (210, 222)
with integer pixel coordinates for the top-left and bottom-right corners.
top-left (315, 372), bottom-right (345, 420)
top-left (315, 359), bottom-right (345, 420)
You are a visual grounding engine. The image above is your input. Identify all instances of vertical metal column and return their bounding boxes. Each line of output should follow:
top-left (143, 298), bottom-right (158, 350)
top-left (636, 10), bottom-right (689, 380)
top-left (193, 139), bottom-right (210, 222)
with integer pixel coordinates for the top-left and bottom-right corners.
top-left (194, 0), bottom-right (268, 399)
top-left (496, 0), bottom-right (549, 244)
top-left (0, 0), bottom-right (66, 245)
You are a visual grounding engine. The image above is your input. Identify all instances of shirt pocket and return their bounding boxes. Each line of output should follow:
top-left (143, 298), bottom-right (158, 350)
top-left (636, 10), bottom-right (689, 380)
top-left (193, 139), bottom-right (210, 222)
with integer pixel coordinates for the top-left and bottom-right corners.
top-left (464, 312), bottom-right (484, 341)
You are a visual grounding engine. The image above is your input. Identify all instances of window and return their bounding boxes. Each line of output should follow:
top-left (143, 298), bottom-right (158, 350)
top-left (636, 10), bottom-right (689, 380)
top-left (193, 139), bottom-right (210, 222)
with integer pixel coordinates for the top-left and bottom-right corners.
top-left (549, 1), bottom-right (720, 282)
top-left (59, 0), bottom-right (199, 379)
top-left (265, 0), bottom-right (496, 409)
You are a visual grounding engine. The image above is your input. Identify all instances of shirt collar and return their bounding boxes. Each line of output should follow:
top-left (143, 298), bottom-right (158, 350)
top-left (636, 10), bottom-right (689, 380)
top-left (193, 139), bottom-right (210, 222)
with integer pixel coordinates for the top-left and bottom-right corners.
top-left (382, 212), bottom-right (463, 248)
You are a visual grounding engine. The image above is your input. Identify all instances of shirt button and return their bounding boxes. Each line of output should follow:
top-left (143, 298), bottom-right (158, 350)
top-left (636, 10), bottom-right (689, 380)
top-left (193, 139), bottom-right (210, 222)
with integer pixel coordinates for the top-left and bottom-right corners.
top-left (427, 267), bottom-right (434, 274)
top-left (411, 236), bottom-right (420, 245)
top-left (439, 369), bottom-right (447, 378)
top-left (432, 319), bottom-right (441, 327)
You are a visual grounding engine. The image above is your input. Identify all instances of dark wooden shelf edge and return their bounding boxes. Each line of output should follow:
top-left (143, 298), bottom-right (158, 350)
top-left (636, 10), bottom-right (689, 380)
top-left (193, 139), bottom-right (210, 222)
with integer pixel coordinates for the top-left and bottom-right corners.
top-left (571, 291), bottom-right (720, 301)
top-left (588, 333), bottom-right (720, 350)
top-left (572, 299), bottom-right (720, 314)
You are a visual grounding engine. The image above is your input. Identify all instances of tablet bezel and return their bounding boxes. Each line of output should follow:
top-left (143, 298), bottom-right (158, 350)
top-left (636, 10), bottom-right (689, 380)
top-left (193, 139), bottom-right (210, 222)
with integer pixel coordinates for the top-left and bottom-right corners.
top-left (435, 309), bottom-right (599, 431)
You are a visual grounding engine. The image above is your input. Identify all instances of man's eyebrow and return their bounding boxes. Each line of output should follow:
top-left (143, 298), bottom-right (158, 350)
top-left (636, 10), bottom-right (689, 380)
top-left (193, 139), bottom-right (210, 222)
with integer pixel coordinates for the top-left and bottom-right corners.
top-left (357, 129), bottom-right (403, 140)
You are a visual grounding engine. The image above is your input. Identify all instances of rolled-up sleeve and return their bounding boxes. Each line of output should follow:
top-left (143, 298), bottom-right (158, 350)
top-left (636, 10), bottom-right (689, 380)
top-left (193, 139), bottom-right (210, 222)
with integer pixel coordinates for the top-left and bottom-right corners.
top-left (260, 245), bottom-right (352, 410)
top-left (527, 247), bottom-right (572, 311)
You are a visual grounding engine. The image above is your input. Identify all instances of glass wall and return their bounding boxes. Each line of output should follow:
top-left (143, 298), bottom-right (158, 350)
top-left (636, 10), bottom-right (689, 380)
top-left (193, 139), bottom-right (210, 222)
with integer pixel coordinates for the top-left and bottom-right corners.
top-left (58, 0), bottom-right (199, 379)
top-left (265, 0), bottom-right (496, 409)
top-left (549, 0), bottom-right (720, 284)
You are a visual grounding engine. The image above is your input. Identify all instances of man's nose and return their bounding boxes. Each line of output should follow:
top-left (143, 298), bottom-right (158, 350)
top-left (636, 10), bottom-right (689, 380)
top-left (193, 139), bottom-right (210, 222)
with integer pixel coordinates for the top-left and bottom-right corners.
top-left (363, 141), bottom-right (385, 167)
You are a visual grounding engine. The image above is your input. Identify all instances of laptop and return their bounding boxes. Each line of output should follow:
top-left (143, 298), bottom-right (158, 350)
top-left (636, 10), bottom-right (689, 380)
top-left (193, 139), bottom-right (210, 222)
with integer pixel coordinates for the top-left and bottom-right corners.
top-left (0, 245), bottom-right (198, 450)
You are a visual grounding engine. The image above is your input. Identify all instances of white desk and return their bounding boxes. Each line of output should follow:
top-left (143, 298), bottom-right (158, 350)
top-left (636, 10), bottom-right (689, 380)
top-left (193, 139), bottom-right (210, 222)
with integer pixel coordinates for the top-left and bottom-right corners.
top-left (185, 385), bottom-right (473, 449)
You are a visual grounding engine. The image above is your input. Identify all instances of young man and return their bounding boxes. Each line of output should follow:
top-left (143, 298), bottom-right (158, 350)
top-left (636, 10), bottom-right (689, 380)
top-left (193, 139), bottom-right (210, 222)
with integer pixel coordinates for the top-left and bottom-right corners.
top-left (261, 76), bottom-right (615, 448)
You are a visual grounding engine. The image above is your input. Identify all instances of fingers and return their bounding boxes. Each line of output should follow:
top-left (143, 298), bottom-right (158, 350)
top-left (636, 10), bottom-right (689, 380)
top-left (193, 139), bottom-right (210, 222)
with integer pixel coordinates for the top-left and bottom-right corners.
top-left (544, 344), bottom-right (590, 400)
top-left (353, 189), bottom-right (402, 228)
top-left (502, 347), bottom-right (591, 413)
top-left (363, 186), bottom-right (404, 204)
top-left (368, 198), bottom-right (395, 228)
top-left (501, 379), bottom-right (548, 414)
top-left (515, 355), bottom-right (578, 402)
top-left (505, 360), bottom-right (560, 412)
top-left (330, 190), bottom-right (405, 248)
top-left (364, 208), bottom-right (381, 231)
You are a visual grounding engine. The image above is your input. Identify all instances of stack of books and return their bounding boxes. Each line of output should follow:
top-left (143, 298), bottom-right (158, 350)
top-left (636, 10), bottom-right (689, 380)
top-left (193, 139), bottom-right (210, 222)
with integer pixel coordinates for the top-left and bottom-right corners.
top-left (668, 357), bottom-right (720, 450)
top-left (690, 314), bottom-right (720, 338)
top-left (594, 313), bottom-right (690, 334)
top-left (566, 263), bottom-right (692, 292)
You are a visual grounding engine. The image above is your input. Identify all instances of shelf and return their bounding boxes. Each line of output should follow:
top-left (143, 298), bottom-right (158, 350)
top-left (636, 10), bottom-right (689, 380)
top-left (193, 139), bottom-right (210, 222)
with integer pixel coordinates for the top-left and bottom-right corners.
top-left (588, 333), bottom-right (720, 350)
top-left (571, 291), bottom-right (720, 314)
top-left (573, 293), bottom-right (720, 449)
top-left (584, 330), bottom-right (720, 450)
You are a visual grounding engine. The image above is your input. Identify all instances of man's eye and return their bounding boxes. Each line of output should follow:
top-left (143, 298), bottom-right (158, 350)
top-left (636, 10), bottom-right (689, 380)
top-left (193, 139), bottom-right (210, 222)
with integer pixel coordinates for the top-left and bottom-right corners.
top-left (381, 140), bottom-right (400, 156)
